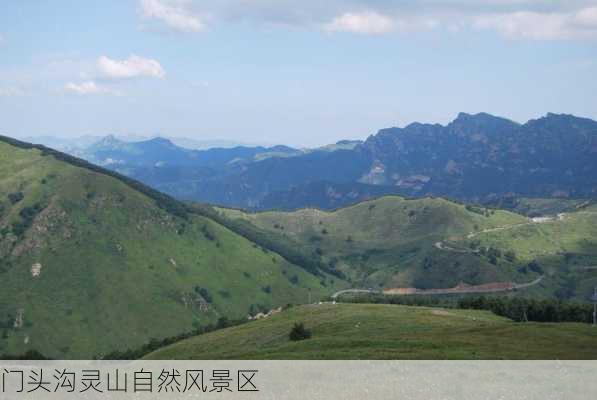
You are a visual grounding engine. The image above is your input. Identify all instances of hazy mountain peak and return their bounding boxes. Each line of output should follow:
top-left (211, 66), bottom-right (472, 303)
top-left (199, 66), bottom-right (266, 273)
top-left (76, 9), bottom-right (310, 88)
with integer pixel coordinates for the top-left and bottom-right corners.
top-left (452, 112), bottom-right (518, 126)
top-left (526, 112), bottom-right (597, 131)
top-left (143, 137), bottom-right (177, 147)
top-left (94, 135), bottom-right (125, 148)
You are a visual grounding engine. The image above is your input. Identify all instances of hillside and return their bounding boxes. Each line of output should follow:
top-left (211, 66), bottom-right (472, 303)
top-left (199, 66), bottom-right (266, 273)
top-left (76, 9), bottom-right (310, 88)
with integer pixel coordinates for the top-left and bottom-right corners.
top-left (0, 136), bottom-right (340, 359)
top-left (145, 303), bottom-right (597, 360)
top-left (219, 195), bottom-right (597, 300)
top-left (219, 196), bottom-right (531, 289)
top-left (453, 208), bottom-right (597, 299)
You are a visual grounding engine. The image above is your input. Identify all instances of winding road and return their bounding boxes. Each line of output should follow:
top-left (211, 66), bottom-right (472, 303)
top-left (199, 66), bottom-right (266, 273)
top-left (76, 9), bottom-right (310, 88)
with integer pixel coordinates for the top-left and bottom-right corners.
top-left (435, 213), bottom-right (567, 254)
top-left (331, 289), bottom-right (381, 299)
top-left (332, 276), bottom-right (544, 300)
top-left (332, 210), bottom-right (596, 300)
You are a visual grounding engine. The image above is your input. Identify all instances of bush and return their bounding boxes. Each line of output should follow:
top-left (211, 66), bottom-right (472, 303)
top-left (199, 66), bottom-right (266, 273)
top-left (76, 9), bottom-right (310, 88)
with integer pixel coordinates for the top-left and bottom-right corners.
top-left (289, 323), bottom-right (311, 341)
top-left (194, 286), bottom-right (213, 303)
top-left (8, 192), bottom-right (24, 204)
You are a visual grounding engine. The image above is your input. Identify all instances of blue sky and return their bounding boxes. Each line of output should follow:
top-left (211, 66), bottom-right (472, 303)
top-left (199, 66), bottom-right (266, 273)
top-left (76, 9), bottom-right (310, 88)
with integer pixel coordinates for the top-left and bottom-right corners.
top-left (1, 0), bottom-right (597, 147)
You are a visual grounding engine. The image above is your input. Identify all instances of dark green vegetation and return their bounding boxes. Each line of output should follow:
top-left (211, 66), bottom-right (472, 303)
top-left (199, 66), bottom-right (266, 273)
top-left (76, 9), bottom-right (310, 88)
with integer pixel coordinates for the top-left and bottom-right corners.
top-left (458, 296), bottom-right (595, 323)
top-left (144, 303), bottom-right (597, 360)
top-left (70, 113), bottom-right (597, 211)
top-left (0, 136), bottom-right (343, 359)
top-left (289, 322), bottom-right (311, 341)
top-left (486, 197), bottom-right (597, 217)
top-left (345, 293), bottom-right (595, 324)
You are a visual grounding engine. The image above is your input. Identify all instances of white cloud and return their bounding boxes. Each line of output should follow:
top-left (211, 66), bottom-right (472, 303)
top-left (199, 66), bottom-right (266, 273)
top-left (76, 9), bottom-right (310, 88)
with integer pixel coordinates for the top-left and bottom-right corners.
top-left (97, 55), bottom-right (165, 80)
top-left (133, 1), bottom-right (597, 41)
top-left (0, 34), bottom-right (4, 45)
top-left (64, 81), bottom-right (120, 96)
top-left (140, 0), bottom-right (206, 32)
top-left (324, 12), bottom-right (397, 34)
top-left (324, 11), bottom-right (440, 35)
top-left (473, 6), bottom-right (597, 40)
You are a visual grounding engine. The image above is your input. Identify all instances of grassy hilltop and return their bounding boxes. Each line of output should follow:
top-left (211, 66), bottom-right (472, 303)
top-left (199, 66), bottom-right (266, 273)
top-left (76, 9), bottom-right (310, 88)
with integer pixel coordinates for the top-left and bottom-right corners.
top-left (145, 303), bottom-right (597, 360)
top-left (0, 138), bottom-right (340, 358)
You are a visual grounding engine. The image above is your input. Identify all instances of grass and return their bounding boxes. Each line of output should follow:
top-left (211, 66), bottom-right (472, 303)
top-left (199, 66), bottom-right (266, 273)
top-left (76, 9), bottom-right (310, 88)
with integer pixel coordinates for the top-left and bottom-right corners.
top-left (145, 303), bottom-right (597, 360)
top-left (219, 196), bottom-right (597, 300)
top-left (0, 140), bottom-right (342, 359)
top-left (218, 197), bottom-right (531, 289)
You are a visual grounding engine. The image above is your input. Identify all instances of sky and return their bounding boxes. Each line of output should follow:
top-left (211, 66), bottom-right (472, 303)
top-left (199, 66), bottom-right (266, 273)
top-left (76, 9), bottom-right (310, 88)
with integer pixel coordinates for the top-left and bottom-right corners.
top-left (1, 0), bottom-right (597, 147)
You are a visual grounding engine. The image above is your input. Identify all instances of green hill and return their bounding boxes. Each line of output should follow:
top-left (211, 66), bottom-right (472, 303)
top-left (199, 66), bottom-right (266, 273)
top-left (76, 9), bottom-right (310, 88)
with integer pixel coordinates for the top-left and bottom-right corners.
top-left (218, 196), bottom-right (597, 300)
top-left (144, 303), bottom-right (597, 360)
top-left (0, 137), bottom-right (340, 359)
top-left (218, 197), bottom-right (531, 289)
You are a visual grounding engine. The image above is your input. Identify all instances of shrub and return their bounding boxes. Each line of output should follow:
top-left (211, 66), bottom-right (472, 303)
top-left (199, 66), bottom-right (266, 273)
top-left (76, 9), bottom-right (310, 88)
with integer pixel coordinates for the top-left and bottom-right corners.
top-left (289, 323), bottom-right (311, 341)
top-left (194, 287), bottom-right (213, 303)
top-left (504, 250), bottom-right (516, 263)
top-left (528, 260), bottom-right (543, 274)
top-left (8, 192), bottom-right (24, 204)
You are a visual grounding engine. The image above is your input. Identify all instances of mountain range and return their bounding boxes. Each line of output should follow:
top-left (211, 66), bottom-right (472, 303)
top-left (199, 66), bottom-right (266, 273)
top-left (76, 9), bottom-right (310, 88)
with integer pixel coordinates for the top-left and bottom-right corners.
top-left (34, 112), bottom-right (597, 211)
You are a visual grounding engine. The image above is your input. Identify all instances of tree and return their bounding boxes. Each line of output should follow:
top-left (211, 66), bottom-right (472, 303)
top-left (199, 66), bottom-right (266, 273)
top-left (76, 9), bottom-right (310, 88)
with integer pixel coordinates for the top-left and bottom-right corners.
top-left (289, 323), bottom-right (311, 341)
top-left (504, 250), bottom-right (516, 263)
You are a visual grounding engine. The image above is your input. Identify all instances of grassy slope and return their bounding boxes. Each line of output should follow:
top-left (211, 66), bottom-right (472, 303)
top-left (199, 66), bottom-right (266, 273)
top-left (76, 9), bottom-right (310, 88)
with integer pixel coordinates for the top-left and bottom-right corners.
top-left (145, 303), bottom-right (597, 360)
top-left (219, 197), bottom-right (530, 288)
top-left (0, 141), bottom-right (340, 358)
top-left (459, 210), bottom-right (597, 299)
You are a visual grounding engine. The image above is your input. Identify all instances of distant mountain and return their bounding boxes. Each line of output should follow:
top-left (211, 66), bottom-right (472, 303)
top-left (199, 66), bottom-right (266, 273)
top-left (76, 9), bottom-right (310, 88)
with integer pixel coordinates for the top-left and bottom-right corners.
top-left (167, 137), bottom-right (274, 150)
top-left (24, 112), bottom-right (597, 211)
top-left (84, 135), bottom-right (301, 169)
top-left (172, 112), bottom-right (597, 210)
top-left (260, 181), bottom-right (402, 211)
top-left (359, 112), bottom-right (597, 202)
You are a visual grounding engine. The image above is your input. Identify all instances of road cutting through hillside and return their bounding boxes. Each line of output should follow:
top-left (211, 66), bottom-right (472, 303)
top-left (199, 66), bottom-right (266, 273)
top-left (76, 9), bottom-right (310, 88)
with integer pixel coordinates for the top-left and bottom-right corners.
top-left (332, 276), bottom-right (544, 299)
top-left (435, 213), bottom-right (567, 254)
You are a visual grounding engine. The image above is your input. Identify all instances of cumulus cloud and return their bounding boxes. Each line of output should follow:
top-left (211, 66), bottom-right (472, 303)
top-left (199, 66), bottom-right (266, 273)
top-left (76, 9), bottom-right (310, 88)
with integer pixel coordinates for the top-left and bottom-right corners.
top-left (140, 0), bottom-right (206, 32)
top-left (64, 81), bottom-right (120, 96)
top-left (324, 11), bottom-right (440, 34)
top-left (97, 55), bottom-right (165, 80)
top-left (474, 6), bottom-right (597, 40)
top-left (324, 12), bottom-right (397, 34)
top-left (135, 0), bottom-right (597, 41)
